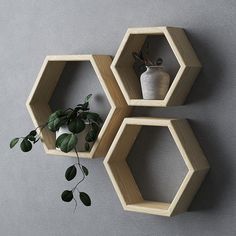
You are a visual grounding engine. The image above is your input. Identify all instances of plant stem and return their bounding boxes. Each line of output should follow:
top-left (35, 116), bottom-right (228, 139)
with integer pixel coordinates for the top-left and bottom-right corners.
top-left (72, 147), bottom-right (85, 193)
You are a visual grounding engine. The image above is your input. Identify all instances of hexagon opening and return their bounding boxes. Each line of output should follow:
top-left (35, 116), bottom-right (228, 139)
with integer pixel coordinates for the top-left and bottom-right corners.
top-left (111, 27), bottom-right (202, 107)
top-left (50, 61), bottom-right (111, 117)
top-left (26, 55), bottom-right (131, 158)
top-left (104, 118), bottom-right (209, 216)
top-left (127, 126), bottom-right (188, 203)
top-left (49, 61), bottom-right (111, 152)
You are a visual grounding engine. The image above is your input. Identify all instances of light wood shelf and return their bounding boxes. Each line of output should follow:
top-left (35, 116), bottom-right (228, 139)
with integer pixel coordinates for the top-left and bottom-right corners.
top-left (111, 26), bottom-right (202, 107)
top-left (104, 117), bottom-right (209, 216)
top-left (26, 55), bottom-right (131, 158)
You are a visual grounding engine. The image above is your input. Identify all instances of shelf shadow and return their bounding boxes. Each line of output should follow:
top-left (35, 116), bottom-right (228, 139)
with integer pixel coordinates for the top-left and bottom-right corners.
top-left (49, 61), bottom-right (110, 120)
top-left (188, 119), bottom-right (232, 212)
top-left (127, 126), bottom-right (187, 203)
top-left (185, 30), bottom-right (225, 105)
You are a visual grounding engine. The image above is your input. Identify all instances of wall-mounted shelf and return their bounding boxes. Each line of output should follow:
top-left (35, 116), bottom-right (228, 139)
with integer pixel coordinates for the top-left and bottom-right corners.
top-left (111, 26), bottom-right (202, 107)
top-left (26, 55), bottom-right (131, 158)
top-left (104, 117), bottom-right (209, 216)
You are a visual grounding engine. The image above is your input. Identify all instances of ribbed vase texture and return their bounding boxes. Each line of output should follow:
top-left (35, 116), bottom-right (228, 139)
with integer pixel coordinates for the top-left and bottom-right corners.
top-left (140, 66), bottom-right (170, 100)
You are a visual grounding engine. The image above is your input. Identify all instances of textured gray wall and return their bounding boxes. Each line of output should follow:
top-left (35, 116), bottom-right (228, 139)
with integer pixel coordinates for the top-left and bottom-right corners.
top-left (1, 0), bottom-right (236, 235)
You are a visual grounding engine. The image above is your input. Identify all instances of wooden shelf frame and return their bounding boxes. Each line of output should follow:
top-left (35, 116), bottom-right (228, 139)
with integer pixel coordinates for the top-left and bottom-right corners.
top-left (104, 117), bottom-right (209, 216)
top-left (111, 26), bottom-right (202, 107)
top-left (26, 55), bottom-right (131, 158)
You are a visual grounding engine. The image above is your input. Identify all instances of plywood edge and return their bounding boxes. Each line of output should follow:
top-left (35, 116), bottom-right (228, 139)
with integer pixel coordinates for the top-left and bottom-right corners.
top-left (169, 119), bottom-right (210, 171)
top-left (46, 149), bottom-right (93, 158)
top-left (123, 117), bottom-right (174, 127)
top-left (92, 55), bottom-right (129, 108)
top-left (127, 26), bottom-right (173, 34)
top-left (125, 201), bottom-right (172, 216)
top-left (164, 65), bottom-right (185, 104)
top-left (45, 54), bottom-right (92, 61)
top-left (168, 170), bottom-right (193, 215)
top-left (104, 118), bottom-right (129, 164)
top-left (104, 161), bottom-right (143, 207)
top-left (103, 161), bottom-right (127, 209)
top-left (26, 56), bottom-right (50, 106)
top-left (111, 29), bottom-right (131, 67)
top-left (165, 66), bottom-right (201, 106)
top-left (129, 99), bottom-right (167, 107)
top-left (169, 168), bottom-right (209, 216)
top-left (110, 65), bottom-right (131, 105)
top-left (165, 27), bottom-right (202, 67)
top-left (92, 106), bottom-right (131, 158)
top-left (105, 120), bottom-right (142, 163)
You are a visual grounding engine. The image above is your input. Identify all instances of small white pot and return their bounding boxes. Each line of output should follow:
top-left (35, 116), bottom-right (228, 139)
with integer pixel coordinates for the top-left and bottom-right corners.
top-left (56, 124), bottom-right (90, 152)
top-left (140, 66), bottom-right (170, 100)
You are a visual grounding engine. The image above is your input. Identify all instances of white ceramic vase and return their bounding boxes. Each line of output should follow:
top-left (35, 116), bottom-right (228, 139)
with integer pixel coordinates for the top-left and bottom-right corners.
top-left (56, 124), bottom-right (90, 151)
top-left (140, 66), bottom-right (170, 100)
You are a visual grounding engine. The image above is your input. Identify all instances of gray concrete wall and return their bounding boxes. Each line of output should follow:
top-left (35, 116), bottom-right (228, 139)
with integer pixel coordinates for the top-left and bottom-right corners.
top-left (1, 0), bottom-right (236, 235)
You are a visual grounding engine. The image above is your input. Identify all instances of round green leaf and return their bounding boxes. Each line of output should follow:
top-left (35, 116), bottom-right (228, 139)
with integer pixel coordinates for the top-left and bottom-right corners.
top-left (82, 165), bottom-right (89, 176)
top-left (85, 130), bottom-right (97, 142)
top-left (47, 117), bottom-right (61, 132)
top-left (10, 138), bottom-right (19, 148)
top-left (49, 110), bottom-right (64, 120)
top-left (48, 110), bottom-right (66, 132)
top-left (68, 118), bottom-right (85, 134)
top-left (79, 192), bottom-right (91, 206)
top-left (60, 134), bottom-right (78, 153)
top-left (65, 165), bottom-right (77, 181)
top-left (27, 135), bottom-right (36, 142)
top-left (29, 130), bottom-right (37, 136)
top-left (67, 109), bottom-right (78, 120)
top-left (20, 139), bottom-right (32, 152)
top-left (87, 112), bottom-right (99, 121)
top-left (79, 112), bottom-right (88, 120)
top-left (61, 190), bottom-right (73, 202)
top-left (91, 123), bottom-right (99, 133)
top-left (85, 94), bottom-right (92, 102)
top-left (55, 133), bottom-right (70, 148)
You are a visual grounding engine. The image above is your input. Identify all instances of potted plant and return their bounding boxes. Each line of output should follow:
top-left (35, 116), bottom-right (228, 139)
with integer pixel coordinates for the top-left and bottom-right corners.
top-left (10, 94), bottom-right (102, 211)
top-left (132, 45), bottom-right (170, 100)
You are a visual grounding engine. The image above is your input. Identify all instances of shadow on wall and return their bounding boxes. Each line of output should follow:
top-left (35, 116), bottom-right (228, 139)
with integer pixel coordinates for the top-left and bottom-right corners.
top-left (49, 61), bottom-right (110, 120)
top-left (188, 119), bottom-right (232, 212)
top-left (185, 30), bottom-right (224, 105)
top-left (185, 30), bottom-right (230, 212)
top-left (127, 126), bottom-right (187, 203)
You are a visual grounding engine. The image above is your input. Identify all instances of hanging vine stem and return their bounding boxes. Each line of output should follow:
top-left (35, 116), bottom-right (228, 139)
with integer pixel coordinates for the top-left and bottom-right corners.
top-left (72, 147), bottom-right (86, 192)
top-left (10, 94), bottom-right (100, 210)
top-left (70, 147), bottom-right (87, 212)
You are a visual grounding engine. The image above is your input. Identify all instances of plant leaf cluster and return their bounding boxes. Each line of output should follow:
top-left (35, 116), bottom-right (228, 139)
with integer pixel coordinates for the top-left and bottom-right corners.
top-left (49, 94), bottom-right (102, 153)
top-left (10, 129), bottom-right (40, 152)
top-left (10, 94), bottom-right (102, 211)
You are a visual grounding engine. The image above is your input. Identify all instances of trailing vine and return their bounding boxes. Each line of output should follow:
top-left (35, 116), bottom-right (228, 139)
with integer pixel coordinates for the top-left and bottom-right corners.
top-left (10, 94), bottom-right (102, 210)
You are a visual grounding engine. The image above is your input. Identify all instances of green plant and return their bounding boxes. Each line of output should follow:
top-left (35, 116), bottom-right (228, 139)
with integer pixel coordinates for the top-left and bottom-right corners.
top-left (10, 94), bottom-right (103, 211)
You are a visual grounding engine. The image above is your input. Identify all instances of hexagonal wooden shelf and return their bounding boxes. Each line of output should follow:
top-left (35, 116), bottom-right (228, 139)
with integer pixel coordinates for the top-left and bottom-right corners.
top-left (104, 117), bottom-right (209, 216)
top-left (26, 55), bottom-right (131, 158)
top-left (111, 26), bottom-right (202, 107)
